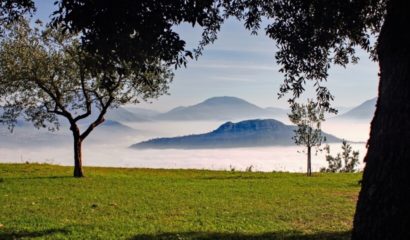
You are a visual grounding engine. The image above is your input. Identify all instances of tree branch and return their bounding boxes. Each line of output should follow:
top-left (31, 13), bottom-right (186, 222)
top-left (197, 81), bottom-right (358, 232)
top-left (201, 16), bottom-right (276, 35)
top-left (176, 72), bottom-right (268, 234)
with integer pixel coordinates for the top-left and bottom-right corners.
top-left (73, 61), bottom-right (92, 122)
top-left (80, 95), bottom-right (114, 140)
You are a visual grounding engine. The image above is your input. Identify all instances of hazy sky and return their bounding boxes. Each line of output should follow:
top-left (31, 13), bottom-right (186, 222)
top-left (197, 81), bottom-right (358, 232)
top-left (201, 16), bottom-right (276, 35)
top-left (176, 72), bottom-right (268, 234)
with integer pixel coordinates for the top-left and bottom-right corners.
top-left (34, 1), bottom-right (379, 111)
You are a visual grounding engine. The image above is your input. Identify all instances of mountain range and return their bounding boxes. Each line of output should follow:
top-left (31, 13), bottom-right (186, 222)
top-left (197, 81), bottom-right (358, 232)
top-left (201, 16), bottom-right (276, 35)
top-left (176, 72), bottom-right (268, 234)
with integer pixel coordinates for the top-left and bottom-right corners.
top-left (154, 96), bottom-right (288, 121)
top-left (124, 96), bottom-right (375, 122)
top-left (131, 119), bottom-right (342, 149)
top-left (0, 96), bottom-right (377, 137)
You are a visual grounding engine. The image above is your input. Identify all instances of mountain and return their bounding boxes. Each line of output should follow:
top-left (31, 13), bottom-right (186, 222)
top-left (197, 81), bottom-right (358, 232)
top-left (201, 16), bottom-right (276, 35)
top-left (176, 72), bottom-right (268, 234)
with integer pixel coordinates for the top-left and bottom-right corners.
top-left (105, 107), bottom-right (150, 122)
top-left (334, 106), bottom-right (352, 115)
top-left (0, 118), bottom-right (138, 148)
top-left (98, 120), bottom-right (137, 133)
top-left (70, 106), bottom-right (149, 126)
top-left (131, 119), bottom-right (341, 149)
top-left (123, 107), bottom-right (160, 118)
top-left (336, 98), bottom-right (377, 120)
top-left (156, 96), bottom-right (286, 121)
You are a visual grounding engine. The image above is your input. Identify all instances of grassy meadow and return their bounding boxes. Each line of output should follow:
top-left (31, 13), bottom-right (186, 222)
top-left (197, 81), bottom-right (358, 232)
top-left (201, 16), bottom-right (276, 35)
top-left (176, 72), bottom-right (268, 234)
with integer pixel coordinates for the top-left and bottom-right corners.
top-left (0, 163), bottom-right (361, 240)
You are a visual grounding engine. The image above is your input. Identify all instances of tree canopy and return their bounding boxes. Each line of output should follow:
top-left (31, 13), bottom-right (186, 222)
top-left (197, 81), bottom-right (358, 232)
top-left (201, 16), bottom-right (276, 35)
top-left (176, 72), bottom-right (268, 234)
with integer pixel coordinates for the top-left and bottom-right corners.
top-left (288, 99), bottom-right (326, 176)
top-left (53, 0), bottom-right (224, 69)
top-left (0, 0), bottom-right (34, 34)
top-left (52, 0), bottom-right (387, 111)
top-left (0, 19), bottom-right (172, 176)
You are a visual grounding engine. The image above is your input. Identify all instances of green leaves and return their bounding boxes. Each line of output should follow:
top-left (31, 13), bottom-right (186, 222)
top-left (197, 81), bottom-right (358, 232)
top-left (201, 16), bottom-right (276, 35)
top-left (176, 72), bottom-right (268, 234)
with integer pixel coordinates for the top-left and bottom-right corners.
top-left (288, 99), bottom-right (326, 148)
top-left (0, 19), bottom-right (172, 137)
top-left (53, 0), bottom-right (224, 69)
top-left (224, 0), bottom-right (385, 111)
top-left (321, 141), bottom-right (360, 173)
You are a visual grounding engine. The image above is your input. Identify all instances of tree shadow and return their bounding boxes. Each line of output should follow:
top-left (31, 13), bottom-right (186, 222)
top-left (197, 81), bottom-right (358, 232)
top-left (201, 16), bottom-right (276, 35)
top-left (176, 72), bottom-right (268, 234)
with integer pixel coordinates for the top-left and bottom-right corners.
top-left (129, 231), bottom-right (351, 240)
top-left (0, 228), bottom-right (70, 240)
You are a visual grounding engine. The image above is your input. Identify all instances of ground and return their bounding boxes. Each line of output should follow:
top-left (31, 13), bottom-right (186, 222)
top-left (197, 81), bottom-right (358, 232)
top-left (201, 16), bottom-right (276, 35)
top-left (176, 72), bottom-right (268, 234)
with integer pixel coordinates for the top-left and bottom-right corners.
top-left (0, 163), bottom-right (361, 240)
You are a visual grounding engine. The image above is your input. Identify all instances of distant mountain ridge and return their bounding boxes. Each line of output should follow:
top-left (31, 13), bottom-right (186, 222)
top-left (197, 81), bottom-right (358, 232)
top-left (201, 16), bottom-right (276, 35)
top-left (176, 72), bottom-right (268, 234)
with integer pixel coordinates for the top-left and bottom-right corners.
top-left (336, 98), bottom-right (377, 120)
top-left (1, 97), bottom-right (289, 124)
top-left (156, 96), bottom-right (287, 121)
top-left (131, 119), bottom-right (341, 149)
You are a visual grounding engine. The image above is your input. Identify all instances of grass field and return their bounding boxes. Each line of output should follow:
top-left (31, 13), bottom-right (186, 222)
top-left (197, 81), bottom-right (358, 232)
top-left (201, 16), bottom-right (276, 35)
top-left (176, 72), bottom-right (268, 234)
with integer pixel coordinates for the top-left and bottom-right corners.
top-left (0, 163), bottom-right (361, 240)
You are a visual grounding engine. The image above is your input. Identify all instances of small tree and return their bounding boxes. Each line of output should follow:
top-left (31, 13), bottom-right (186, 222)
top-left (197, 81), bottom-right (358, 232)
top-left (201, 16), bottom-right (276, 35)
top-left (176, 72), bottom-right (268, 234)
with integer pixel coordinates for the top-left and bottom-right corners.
top-left (322, 144), bottom-right (342, 173)
top-left (289, 99), bottom-right (326, 176)
top-left (340, 140), bottom-right (360, 172)
top-left (0, 20), bottom-right (172, 177)
top-left (321, 140), bottom-right (360, 173)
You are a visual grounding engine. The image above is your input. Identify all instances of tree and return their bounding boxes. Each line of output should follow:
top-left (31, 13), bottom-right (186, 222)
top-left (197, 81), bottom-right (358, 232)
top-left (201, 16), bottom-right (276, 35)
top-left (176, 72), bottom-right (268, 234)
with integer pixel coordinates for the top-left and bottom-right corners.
top-left (340, 141), bottom-right (360, 173)
top-left (321, 145), bottom-right (342, 173)
top-left (321, 140), bottom-right (360, 173)
top-left (288, 100), bottom-right (326, 176)
top-left (0, 20), bottom-right (172, 177)
top-left (221, 1), bottom-right (407, 238)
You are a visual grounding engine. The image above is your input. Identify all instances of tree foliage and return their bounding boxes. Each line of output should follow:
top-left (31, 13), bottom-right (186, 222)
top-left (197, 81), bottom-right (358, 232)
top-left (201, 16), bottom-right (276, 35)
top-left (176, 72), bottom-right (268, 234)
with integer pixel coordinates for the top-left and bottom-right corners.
top-left (0, 19), bottom-right (172, 176)
top-left (321, 140), bottom-right (360, 173)
top-left (288, 99), bottom-right (326, 176)
top-left (0, 19), bottom-right (171, 131)
top-left (49, 0), bottom-right (387, 111)
top-left (0, 0), bottom-right (34, 35)
top-left (222, 0), bottom-right (386, 111)
top-left (52, 0), bottom-right (224, 69)
top-left (0, 0), bottom-right (34, 23)
top-left (288, 100), bottom-right (326, 148)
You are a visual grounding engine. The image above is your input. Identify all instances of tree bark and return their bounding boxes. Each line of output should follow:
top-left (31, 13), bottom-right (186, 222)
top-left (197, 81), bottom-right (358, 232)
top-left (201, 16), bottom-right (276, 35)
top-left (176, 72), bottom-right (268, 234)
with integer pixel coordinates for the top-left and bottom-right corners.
top-left (71, 124), bottom-right (84, 178)
top-left (307, 146), bottom-right (312, 176)
top-left (352, 1), bottom-right (410, 239)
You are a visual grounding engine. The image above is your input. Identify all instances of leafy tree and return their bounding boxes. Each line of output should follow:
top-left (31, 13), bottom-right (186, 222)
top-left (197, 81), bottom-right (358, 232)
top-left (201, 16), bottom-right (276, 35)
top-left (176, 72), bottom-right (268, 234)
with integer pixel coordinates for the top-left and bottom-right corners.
top-left (340, 141), bottom-right (360, 173)
top-left (322, 145), bottom-right (342, 173)
top-left (322, 140), bottom-right (360, 173)
top-left (221, 1), bottom-right (407, 238)
top-left (288, 100), bottom-right (326, 176)
top-left (0, 20), bottom-right (172, 177)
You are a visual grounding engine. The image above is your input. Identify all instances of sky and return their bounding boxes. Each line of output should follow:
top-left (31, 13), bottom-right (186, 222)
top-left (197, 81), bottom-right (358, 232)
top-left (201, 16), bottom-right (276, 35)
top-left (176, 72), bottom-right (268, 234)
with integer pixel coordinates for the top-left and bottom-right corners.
top-left (33, 1), bottom-right (379, 112)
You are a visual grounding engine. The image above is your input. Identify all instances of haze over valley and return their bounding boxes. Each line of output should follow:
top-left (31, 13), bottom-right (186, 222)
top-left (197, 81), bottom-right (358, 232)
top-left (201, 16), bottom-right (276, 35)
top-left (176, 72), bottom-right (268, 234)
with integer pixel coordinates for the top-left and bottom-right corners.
top-left (0, 1), bottom-right (378, 173)
top-left (0, 96), bottom-right (374, 172)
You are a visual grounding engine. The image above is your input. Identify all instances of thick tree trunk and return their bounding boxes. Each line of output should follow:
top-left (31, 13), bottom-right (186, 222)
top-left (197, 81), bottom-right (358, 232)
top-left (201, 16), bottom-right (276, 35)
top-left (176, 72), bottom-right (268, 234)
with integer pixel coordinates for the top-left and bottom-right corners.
top-left (307, 146), bottom-right (312, 176)
top-left (352, 1), bottom-right (410, 239)
top-left (71, 125), bottom-right (84, 178)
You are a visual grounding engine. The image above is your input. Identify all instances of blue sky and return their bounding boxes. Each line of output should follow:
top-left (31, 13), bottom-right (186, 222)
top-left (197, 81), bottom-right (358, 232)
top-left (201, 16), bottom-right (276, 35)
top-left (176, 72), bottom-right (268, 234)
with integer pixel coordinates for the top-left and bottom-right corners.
top-left (34, 1), bottom-right (378, 111)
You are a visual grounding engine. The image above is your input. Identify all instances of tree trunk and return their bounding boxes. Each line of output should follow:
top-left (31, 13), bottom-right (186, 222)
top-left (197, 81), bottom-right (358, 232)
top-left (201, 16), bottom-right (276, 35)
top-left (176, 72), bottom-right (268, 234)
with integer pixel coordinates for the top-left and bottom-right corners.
top-left (71, 125), bottom-right (84, 178)
top-left (307, 146), bottom-right (312, 176)
top-left (352, 1), bottom-right (410, 239)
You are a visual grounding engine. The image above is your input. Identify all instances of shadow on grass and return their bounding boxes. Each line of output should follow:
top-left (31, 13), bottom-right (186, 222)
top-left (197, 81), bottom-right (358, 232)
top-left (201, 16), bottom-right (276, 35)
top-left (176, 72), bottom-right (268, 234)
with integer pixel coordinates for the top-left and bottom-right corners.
top-left (129, 231), bottom-right (351, 240)
top-left (0, 228), bottom-right (70, 240)
top-left (3, 175), bottom-right (73, 181)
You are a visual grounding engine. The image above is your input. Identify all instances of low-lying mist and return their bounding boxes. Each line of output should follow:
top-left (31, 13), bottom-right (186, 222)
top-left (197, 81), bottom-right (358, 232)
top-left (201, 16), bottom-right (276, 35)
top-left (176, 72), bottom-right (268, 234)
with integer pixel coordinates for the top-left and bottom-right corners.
top-left (0, 119), bottom-right (370, 172)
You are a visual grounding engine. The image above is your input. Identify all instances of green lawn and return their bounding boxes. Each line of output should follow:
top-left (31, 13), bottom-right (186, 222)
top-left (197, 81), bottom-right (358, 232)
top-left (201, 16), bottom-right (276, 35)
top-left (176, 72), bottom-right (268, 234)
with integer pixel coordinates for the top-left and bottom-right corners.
top-left (0, 163), bottom-right (361, 240)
